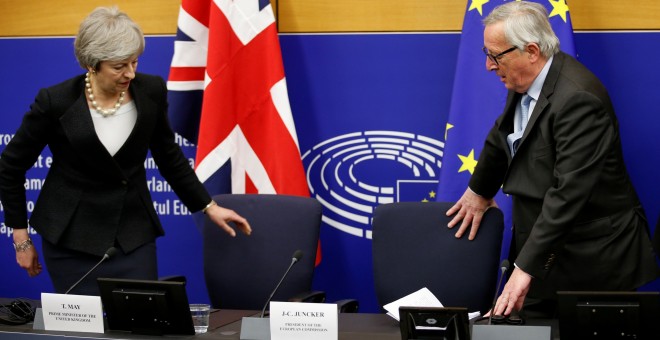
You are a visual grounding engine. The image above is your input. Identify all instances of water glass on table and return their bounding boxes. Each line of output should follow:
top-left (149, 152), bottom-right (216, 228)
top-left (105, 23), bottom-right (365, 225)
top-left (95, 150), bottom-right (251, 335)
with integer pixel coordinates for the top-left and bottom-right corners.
top-left (190, 303), bottom-right (210, 334)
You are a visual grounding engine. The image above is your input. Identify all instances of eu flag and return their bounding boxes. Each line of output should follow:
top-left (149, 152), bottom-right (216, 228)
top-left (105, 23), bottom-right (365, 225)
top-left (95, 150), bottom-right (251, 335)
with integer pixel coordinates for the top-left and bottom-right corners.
top-left (436, 0), bottom-right (576, 259)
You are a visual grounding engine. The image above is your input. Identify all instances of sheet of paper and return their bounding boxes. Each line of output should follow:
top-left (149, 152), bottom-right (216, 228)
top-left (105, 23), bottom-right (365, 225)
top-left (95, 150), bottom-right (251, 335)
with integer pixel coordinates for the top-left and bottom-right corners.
top-left (383, 287), bottom-right (442, 321)
top-left (468, 311), bottom-right (481, 320)
top-left (383, 287), bottom-right (481, 321)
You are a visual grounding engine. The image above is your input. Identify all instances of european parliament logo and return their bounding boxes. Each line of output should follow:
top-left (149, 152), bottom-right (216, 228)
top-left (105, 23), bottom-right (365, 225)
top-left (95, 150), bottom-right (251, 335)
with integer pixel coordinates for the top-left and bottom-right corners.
top-left (302, 130), bottom-right (443, 239)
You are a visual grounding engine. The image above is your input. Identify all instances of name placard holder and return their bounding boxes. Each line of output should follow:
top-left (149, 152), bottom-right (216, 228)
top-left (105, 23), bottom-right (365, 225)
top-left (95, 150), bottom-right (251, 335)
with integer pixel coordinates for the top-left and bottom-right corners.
top-left (240, 317), bottom-right (271, 340)
top-left (472, 324), bottom-right (551, 340)
top-left (40, 293), bottom-right (104, 333)
top-left (32, 308), bottom-right (45, 330)
top-left (248, 302), bottom-right (336, 340)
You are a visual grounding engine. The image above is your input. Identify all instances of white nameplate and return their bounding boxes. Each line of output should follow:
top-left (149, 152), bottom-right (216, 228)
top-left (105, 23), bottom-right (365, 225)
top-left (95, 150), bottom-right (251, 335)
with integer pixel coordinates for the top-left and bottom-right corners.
top-left (41, 293), bottom-right (104, 333)
top-left (269, 301), bottom-right (337, 340)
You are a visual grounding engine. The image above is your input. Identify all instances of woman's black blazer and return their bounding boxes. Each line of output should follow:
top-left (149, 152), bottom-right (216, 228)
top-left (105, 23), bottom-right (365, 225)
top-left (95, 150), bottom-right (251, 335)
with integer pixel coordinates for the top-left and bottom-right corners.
top-left (0, 73), bottom-right (211, 256)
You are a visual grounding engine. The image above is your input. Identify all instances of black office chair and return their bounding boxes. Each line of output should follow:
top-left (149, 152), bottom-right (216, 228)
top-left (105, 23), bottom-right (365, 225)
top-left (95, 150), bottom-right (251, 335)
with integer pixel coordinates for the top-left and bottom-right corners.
top-left (202, 194), bottom-right (323, 310)
top-left (372, 201), bottom-right (504, 315)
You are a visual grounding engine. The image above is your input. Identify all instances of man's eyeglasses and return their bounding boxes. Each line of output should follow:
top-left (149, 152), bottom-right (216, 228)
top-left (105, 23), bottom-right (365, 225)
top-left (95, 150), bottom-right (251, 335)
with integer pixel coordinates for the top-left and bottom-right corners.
top-left (482, 46), bottom-right (517, 65)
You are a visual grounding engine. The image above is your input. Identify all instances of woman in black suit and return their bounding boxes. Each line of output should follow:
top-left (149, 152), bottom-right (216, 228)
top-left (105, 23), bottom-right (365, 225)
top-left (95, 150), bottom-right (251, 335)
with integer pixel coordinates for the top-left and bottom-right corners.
top-left (0, 6), bottom-right (251, 295)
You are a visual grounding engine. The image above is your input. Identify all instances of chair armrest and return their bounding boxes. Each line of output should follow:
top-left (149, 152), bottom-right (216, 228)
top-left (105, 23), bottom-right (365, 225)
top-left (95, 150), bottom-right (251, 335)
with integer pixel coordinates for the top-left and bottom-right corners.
top-left (288, 291), bottom-right (326, 303)
top-left (287, 291), bottom-right (358, 313)
top-left (334, 299), bottom-right (359, 313)
top-left (159, 275), bottom-right (187, 284)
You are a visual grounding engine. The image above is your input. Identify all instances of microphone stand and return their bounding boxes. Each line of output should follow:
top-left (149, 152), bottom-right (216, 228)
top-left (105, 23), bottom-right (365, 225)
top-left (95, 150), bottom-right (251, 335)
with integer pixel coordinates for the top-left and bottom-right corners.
top-left (241, 250), bottom-right (302, 340)
top-left (260, 255), bottom-right (300, 318)
top-left (488, 260), bottom-right (509, 325)
top-left (65, 247), bottom-right (118, 295)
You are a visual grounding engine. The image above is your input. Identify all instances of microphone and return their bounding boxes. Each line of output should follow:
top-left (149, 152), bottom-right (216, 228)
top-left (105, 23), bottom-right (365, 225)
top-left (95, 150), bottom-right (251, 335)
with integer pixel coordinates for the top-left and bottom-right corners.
top-left (260, 250), bottom-right (303, 318)
top-left (64, 247), bottom-right (118, 295)
top-left (488, 259), bottom-right (510, 325)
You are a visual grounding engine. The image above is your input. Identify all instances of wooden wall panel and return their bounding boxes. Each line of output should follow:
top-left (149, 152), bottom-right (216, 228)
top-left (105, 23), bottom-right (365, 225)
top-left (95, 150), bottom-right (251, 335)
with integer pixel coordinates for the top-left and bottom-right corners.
top-left (275, 0), bottom-right (465, 32)
top-left (0, 0), bottom-right (180, 37)
top-left (275, 0), bottom-right (660, 32)
top-left (1, 0), bottom-right (659, 37)
top-left (570, 1), bottom-right (660, 30)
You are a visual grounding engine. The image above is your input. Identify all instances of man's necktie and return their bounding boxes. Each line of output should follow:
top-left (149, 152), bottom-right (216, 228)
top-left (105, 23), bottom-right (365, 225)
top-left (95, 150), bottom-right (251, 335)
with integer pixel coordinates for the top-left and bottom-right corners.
top-left (512, 93), bottom-right (532, 154)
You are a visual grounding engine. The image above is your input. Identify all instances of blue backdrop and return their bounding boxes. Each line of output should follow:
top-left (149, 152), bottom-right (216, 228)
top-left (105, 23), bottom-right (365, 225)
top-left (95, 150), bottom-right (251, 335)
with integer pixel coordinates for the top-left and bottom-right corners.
top-left (0, 32), bottom-right (658, 313)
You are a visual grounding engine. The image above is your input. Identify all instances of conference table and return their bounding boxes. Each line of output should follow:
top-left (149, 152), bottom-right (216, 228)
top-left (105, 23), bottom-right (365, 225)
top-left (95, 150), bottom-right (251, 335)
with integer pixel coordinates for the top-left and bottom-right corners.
top-left (0, 309), bottom-right (397, 339)
top-left (0, 308), bottom-right (560, 339)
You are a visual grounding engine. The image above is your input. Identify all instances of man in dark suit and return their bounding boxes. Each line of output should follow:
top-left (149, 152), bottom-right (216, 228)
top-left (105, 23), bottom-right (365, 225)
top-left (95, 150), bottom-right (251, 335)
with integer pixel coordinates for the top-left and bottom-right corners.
top-left (445, 2), bottom-right (658, 318)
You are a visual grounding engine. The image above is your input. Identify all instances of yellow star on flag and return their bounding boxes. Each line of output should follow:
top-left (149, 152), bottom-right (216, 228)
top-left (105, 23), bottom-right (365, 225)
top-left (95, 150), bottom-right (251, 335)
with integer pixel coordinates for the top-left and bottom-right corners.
top-left (457, 149), bottom-right (478, 174)
top-left (468, 0), bottom-right (490, 16)
top-left (429, 190), bottom-right (436, 199)
top-left (549, 0), bottom-right (570, 23)
top-left (444, 123), bottom-right (454, 141)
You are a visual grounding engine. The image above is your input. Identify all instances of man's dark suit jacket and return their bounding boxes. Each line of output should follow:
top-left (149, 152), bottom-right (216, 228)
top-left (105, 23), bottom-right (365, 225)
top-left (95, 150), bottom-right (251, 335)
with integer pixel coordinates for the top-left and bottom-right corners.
top-left (0, 73), bottom-right (211, 257)
top-left (469, 52), bottom-right (658, 300)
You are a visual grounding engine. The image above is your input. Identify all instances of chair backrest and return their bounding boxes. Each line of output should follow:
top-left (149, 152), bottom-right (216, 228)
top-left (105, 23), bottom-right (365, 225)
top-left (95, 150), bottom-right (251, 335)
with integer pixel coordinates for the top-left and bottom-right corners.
top-left (372, 201), bottom-right (504, 314)
top-left (203, 194), bottom-right (322, 310)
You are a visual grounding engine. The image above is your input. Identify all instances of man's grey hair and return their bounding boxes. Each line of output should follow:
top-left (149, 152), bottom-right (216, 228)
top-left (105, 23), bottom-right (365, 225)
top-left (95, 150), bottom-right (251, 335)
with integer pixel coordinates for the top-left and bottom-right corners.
top-left (483, 1), bottom-right (560, 59)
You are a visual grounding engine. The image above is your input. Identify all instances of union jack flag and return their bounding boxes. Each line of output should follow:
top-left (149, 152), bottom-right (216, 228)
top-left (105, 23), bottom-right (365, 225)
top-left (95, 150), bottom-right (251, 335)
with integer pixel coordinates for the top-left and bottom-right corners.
top-left (167, 0), bottom-right (318, 263)
top-left (167, 0), bottom-right (308, 197)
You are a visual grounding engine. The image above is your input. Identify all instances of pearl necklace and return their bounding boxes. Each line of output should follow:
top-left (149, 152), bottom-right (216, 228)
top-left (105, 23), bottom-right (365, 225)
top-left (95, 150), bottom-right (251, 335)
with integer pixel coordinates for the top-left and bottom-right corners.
top-left (85, 72), bottom-right (125, 117)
